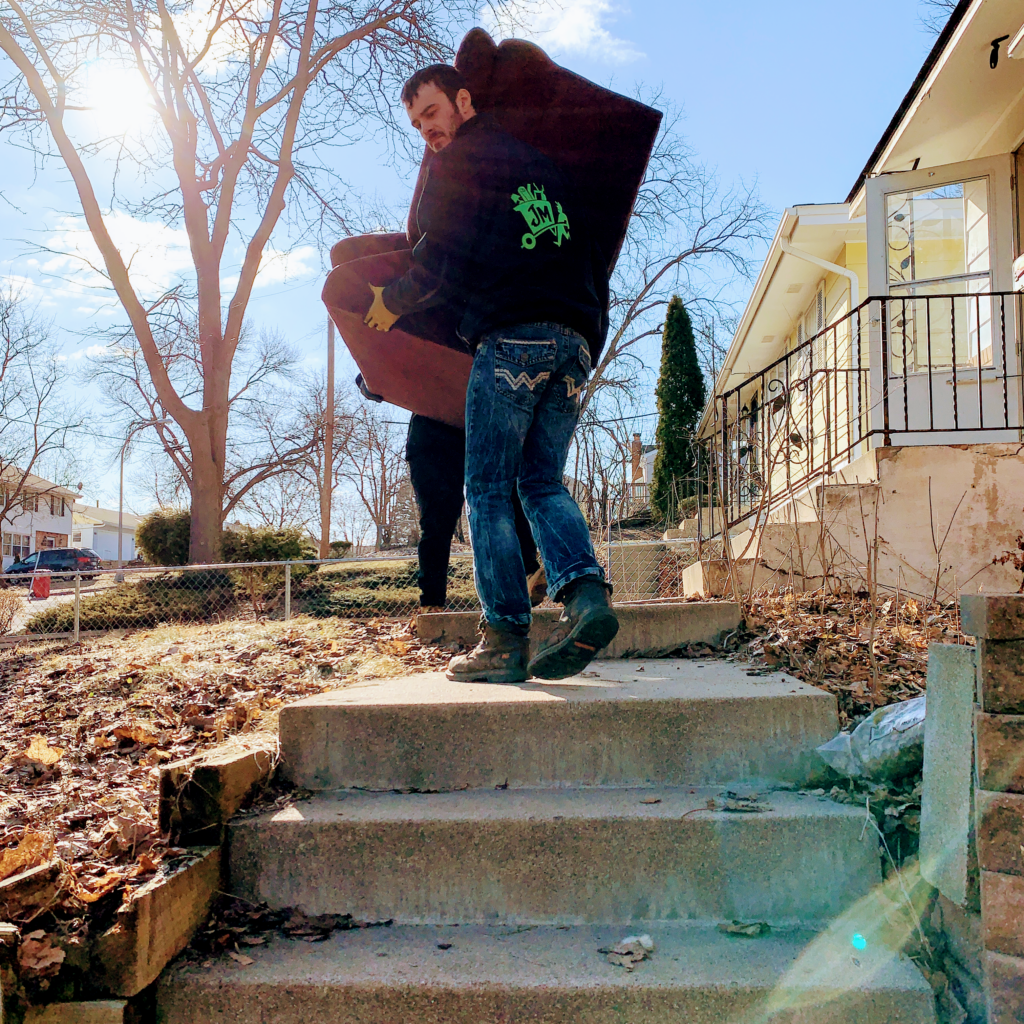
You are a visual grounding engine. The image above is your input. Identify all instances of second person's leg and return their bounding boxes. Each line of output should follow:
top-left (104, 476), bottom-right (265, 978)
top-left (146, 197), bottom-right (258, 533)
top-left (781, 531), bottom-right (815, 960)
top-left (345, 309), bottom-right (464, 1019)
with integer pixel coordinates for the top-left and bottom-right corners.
top-left (407, 415), bottom-right (466, 609)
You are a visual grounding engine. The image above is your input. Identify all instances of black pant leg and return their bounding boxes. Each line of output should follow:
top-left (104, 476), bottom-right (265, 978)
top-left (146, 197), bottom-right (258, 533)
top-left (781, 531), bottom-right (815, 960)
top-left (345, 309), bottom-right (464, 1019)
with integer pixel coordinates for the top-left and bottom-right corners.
top-left (407, 415), bottom-right (466, 607)
top-left (512, 484), bottom-right (540, 576)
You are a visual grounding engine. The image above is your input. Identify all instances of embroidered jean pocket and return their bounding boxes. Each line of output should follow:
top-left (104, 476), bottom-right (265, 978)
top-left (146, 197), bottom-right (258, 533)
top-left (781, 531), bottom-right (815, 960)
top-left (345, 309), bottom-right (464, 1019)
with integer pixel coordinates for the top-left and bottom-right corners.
top-left (557, 339), bottom-right (590, 411)
top-left (494, 339), bottom-right (556, 407)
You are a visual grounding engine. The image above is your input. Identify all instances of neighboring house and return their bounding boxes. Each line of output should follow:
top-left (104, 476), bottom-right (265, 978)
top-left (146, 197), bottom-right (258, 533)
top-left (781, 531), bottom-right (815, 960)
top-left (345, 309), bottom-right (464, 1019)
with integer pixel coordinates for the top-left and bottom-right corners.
top-left (0, 471), bottom-right (78, 569)
top-left (72, 503), bottom-right (142, 562)
top-left (692, 0), bottom-right (1024, 600)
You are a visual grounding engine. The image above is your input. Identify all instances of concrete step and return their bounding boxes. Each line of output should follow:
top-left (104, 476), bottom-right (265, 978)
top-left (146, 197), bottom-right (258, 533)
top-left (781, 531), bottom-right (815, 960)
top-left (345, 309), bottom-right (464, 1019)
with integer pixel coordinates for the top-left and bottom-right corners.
top-left (156, 923), bottom-right (936, 1024)
top-left (416, 599), bottom-right (742, 657)
top-left (228, 786), bottom-right (879, 926)
top-left (278, 660), bottom-right (838, 792)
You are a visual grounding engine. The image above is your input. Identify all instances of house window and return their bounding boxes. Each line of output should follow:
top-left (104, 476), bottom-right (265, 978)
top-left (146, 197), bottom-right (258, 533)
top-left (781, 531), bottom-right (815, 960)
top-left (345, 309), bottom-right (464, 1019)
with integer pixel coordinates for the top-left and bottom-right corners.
top-left (3, 533), bottom-right (31, 559)
top-left (21, 493), bottom-right (37, 513)
top-left (886, 179), bottom-right (993, 372)
top-left (45, 496), bottom-right (65, 516)
top-left (72, 530), bottom-right (82, 544)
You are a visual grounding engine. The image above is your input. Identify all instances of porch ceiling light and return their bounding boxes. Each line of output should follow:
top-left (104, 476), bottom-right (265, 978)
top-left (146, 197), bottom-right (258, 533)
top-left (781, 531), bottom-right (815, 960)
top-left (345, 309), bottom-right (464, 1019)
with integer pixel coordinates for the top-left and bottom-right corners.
top-left (1008, 24), bottom-right (1024, 59)
top-left (786, 283), bottom-right (802, 293)
top-left (761, 335), bottom-right (775, 344)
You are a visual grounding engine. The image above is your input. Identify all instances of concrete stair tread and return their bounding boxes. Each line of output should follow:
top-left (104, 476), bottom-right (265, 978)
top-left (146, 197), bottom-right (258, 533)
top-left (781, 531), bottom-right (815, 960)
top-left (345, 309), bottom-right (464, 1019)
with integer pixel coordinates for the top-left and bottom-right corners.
top-left (417, 601), bottom-right (743, 658)
top-left (246, 785), bottom-right (864, 823)
top-left (156, 923), bottom-right (935, 1023)
top-left (288, 659), bottom-right (825, 708)
top-left (279, 660), bottom-right (838, 791)
top-left (228, 786), bottom-right (880, 925)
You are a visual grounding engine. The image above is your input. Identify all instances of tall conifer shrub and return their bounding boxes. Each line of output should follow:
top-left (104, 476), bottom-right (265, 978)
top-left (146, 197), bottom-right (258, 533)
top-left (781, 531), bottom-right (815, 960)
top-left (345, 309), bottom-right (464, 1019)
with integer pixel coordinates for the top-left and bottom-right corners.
top-left (651, 297), bottom-right (706, 520)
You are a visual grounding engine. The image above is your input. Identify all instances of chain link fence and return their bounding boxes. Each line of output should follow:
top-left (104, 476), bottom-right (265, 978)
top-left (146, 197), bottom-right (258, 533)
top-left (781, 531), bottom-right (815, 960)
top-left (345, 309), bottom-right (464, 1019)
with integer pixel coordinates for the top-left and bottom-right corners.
top-left (0, 555), bottom-right (484, 643)
top-left (599, 537), bottom-right (698, 603)
top-left (0, 536), bottom-right (701, 644)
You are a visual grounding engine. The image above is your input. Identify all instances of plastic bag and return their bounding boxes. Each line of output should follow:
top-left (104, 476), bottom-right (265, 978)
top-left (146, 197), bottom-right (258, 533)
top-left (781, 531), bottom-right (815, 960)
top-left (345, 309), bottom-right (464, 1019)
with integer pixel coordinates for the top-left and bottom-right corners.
top-left (816, 695), bottom-right (926, 782)
top-left (816, 731), bottom-right (863, 778)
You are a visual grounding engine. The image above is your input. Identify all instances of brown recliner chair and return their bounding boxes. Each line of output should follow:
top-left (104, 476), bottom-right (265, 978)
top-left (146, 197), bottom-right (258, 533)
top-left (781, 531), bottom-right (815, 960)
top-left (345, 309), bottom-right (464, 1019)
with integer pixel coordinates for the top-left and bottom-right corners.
top-left (322, 28), bottom-right (662, 427)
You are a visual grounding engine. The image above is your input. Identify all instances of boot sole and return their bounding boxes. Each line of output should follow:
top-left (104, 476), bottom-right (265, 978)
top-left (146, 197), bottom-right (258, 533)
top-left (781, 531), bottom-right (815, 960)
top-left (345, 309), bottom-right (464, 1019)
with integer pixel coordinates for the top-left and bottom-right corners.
top-left (527, 608), bottom-right (619, 680)
top-left (445, 668), bottom-right (529, 684)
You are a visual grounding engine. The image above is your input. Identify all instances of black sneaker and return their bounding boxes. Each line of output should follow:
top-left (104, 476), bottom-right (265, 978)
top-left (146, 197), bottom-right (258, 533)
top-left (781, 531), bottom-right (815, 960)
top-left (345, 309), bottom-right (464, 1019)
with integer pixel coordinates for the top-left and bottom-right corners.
top-left (527, 578), bottom-right (618, 680)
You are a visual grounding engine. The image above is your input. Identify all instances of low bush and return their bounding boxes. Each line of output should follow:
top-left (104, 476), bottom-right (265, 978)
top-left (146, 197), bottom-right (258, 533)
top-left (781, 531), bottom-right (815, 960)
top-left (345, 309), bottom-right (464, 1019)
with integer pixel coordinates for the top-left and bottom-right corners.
top-left (222, 526), bottom-right (319, 617)
top-left (136, 508), bottom-right (191, 566)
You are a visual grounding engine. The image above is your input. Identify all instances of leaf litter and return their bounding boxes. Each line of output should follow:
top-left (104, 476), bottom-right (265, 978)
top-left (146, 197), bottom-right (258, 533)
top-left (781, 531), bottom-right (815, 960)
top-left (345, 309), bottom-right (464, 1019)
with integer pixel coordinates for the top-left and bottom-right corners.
top-left (0, 615), bottom-right (448, 965)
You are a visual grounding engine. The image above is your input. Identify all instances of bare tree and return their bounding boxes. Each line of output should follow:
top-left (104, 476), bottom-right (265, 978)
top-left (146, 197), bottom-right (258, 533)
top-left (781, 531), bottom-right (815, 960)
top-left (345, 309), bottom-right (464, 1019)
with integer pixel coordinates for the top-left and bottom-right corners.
top-left (340, 400), bottom-right (407, 550)
top-left (89, 322), bottom-right (319, 523)
top-left (0, 291), bottom-right (85, 524)
top-left (0, 0), bottom-right (462, 560)
top-left (235, 370), bottom-right (355, 544)
top-left (582, 103), bottom-right (770, 419)
top-left (570, 102), bottom-right (770, 523)
top-left (920, 0), bottom-right (958, 35)
top-left (333, 489), bottom-right (374, 550)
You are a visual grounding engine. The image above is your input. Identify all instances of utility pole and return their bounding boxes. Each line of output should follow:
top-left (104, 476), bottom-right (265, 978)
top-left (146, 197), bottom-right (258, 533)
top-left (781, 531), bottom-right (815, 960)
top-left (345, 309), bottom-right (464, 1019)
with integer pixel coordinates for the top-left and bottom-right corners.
top-left (319, 317), bottom-right (335, 559)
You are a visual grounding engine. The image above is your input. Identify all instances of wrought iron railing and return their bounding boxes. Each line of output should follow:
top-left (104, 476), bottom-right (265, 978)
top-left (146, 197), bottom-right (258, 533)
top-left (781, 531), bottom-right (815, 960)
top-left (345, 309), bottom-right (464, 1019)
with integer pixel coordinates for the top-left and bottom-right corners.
top-left (701, 292), bottom-right (1023, 535)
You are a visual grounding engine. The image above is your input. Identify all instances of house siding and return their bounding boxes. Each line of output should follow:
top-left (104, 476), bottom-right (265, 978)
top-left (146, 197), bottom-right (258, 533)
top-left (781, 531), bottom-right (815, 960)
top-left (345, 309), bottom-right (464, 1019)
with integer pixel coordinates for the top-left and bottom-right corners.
top-left (2, 501), bottom-right (75, 569)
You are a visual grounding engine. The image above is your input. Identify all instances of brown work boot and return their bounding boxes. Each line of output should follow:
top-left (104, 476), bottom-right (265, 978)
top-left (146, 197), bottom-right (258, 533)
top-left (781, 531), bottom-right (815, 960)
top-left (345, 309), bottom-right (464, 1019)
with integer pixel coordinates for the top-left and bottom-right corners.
top-left (447, 617), bottom-right (530, 684)
top-left (527, 565), bottom-right (548, 607)
top-left (528, 577), bottom-right (618, 680)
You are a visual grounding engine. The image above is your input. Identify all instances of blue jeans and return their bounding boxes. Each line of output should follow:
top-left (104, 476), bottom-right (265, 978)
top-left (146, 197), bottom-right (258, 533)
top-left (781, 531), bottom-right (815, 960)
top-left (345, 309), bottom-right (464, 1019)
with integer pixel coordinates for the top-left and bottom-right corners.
top-left (465, 322), bottom-right (605, 627)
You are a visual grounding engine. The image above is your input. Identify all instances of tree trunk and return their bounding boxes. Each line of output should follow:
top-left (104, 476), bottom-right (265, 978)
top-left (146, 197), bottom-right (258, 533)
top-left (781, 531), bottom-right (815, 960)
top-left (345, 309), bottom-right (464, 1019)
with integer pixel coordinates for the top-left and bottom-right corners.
top-left (189, 440), bottom-right (224, 563)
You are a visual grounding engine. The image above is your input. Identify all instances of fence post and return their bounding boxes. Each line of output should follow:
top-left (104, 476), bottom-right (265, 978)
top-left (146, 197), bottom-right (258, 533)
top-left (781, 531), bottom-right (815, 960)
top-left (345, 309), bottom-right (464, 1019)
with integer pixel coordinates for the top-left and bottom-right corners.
top-left (73, 573), bottom-right (80, 644)
top-left (284, 563), bottom-right (291, 622)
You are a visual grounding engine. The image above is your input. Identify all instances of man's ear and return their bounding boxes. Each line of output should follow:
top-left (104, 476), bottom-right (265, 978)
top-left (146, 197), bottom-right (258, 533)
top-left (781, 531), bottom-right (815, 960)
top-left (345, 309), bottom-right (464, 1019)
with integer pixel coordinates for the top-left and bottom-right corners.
top-left (455, 88), bottom-right (476, 118)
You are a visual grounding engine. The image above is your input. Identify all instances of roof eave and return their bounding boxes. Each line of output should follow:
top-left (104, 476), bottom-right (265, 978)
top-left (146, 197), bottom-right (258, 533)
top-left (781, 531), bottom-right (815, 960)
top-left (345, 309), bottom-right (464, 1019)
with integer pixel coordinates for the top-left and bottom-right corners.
top-left (845, 0), bottom-right (976, 204)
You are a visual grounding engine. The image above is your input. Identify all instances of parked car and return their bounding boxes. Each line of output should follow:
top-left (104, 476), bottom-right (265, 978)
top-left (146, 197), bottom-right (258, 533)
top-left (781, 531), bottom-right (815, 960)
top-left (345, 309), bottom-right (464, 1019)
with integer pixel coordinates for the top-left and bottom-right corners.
top-left (3, 548), bottom-right (102, 583)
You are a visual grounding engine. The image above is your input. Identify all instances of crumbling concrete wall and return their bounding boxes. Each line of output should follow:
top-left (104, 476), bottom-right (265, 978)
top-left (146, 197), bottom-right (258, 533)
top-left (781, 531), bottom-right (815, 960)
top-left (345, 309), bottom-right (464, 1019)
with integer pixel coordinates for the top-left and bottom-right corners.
top-left (690, 444), bottom-right (1024, 601)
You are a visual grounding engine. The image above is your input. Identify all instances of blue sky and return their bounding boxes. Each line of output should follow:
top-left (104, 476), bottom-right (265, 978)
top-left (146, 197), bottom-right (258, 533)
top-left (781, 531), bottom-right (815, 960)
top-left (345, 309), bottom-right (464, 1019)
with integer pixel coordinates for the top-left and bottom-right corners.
top-left (0, 0), bottom-right (942, 511)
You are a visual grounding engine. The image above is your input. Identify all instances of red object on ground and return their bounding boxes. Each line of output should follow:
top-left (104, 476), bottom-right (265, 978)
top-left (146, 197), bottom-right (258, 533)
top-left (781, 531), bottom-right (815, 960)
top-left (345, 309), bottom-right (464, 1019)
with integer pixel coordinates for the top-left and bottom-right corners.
top-left (322, 29), bottom-right (662, 426)
top-left (30, 571), bottom-right (51, 600)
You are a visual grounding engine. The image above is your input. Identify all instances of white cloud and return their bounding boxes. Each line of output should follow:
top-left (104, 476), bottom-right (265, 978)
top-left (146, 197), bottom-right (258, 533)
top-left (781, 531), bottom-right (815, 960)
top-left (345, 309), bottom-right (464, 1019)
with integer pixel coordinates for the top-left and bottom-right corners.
top-left (484, 0), bottom-right (643, 64)
top-left (37, 213), bottom-right (316, 311)
top-left (41, 212), bottom-right (194, 304)
top-left (219, 244), bottom-right (318, 294)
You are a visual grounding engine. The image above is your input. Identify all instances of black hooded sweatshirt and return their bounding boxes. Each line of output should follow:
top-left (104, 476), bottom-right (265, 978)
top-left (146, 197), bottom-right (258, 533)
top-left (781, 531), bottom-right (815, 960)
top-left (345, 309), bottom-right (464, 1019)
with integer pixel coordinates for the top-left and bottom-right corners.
top-left (382, 113), bottom-right (608, 355)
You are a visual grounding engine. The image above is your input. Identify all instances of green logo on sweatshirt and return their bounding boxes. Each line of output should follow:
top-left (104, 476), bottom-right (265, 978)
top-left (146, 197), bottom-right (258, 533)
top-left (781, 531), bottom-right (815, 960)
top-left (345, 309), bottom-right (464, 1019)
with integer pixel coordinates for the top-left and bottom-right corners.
top-left (511, 184), bottom-right (570, 249)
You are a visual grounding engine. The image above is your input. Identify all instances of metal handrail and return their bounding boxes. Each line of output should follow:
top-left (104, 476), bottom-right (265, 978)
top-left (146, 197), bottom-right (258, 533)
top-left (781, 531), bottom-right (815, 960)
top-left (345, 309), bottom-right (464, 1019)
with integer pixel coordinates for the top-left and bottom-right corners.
top-left (701, 290), bottom-right (1024, 537)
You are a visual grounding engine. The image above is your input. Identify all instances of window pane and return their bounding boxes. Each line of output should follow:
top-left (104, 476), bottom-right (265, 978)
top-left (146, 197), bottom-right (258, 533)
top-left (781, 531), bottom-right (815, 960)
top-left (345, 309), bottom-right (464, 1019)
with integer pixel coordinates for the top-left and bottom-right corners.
top-left (887, 285), bottom-right (995, 373)
top-left (886, 180), bottom-right (989, 286)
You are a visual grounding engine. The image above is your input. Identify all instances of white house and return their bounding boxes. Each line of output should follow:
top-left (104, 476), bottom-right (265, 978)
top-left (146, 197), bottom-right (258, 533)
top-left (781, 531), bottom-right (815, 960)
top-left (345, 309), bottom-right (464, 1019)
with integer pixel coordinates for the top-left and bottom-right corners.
top-left (72, 502), bottom-right (142, 562)
top-left (689, 0), bottom-right (1024, 601)
top-left (0, 471), bottom-right (79, 569)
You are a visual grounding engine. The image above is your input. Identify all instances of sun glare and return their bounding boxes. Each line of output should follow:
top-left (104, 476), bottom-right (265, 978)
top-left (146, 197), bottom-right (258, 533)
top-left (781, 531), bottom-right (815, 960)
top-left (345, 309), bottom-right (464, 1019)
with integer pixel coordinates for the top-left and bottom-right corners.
top-left (81, 63), bottom-right (156, 137)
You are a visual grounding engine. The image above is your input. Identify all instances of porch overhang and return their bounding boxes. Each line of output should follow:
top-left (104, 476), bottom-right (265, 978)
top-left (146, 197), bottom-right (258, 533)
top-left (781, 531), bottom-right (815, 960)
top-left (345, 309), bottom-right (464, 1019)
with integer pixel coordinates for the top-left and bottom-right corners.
top-left (697, 204), bottom-right (864, 438)
top-left (848, 0), bottom-right (1024, 213)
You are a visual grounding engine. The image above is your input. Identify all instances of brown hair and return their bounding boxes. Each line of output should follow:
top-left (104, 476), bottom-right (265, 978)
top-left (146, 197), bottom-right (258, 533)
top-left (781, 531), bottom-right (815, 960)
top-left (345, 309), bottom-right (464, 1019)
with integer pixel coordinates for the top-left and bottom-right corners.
top-left (401, 64), bottom-right (469, 108)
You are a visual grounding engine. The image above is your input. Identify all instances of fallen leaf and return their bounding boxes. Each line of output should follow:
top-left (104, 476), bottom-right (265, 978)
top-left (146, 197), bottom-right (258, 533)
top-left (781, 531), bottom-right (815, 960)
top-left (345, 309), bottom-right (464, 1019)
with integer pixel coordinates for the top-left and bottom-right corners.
top-left (0, 831), bottom-right (55, 883)
top-left (18, 931), bottom-right (65, 976)
top-left (22, 735), bottom-right (63, 766)
top-left (76, 870), bottom-right (123, 902)
top-left (639, 797), bottom-right (662, 805)
top-left (228, 951), bottom-right (255, 966)
top-left (113, 723), bottom-right (160, 747)
top-left (721, 792), bottom-right (773, 814)
top-left (718, 920), bottom-right (771, 937)
top-left (599, 933), bottom-right (654, 971)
